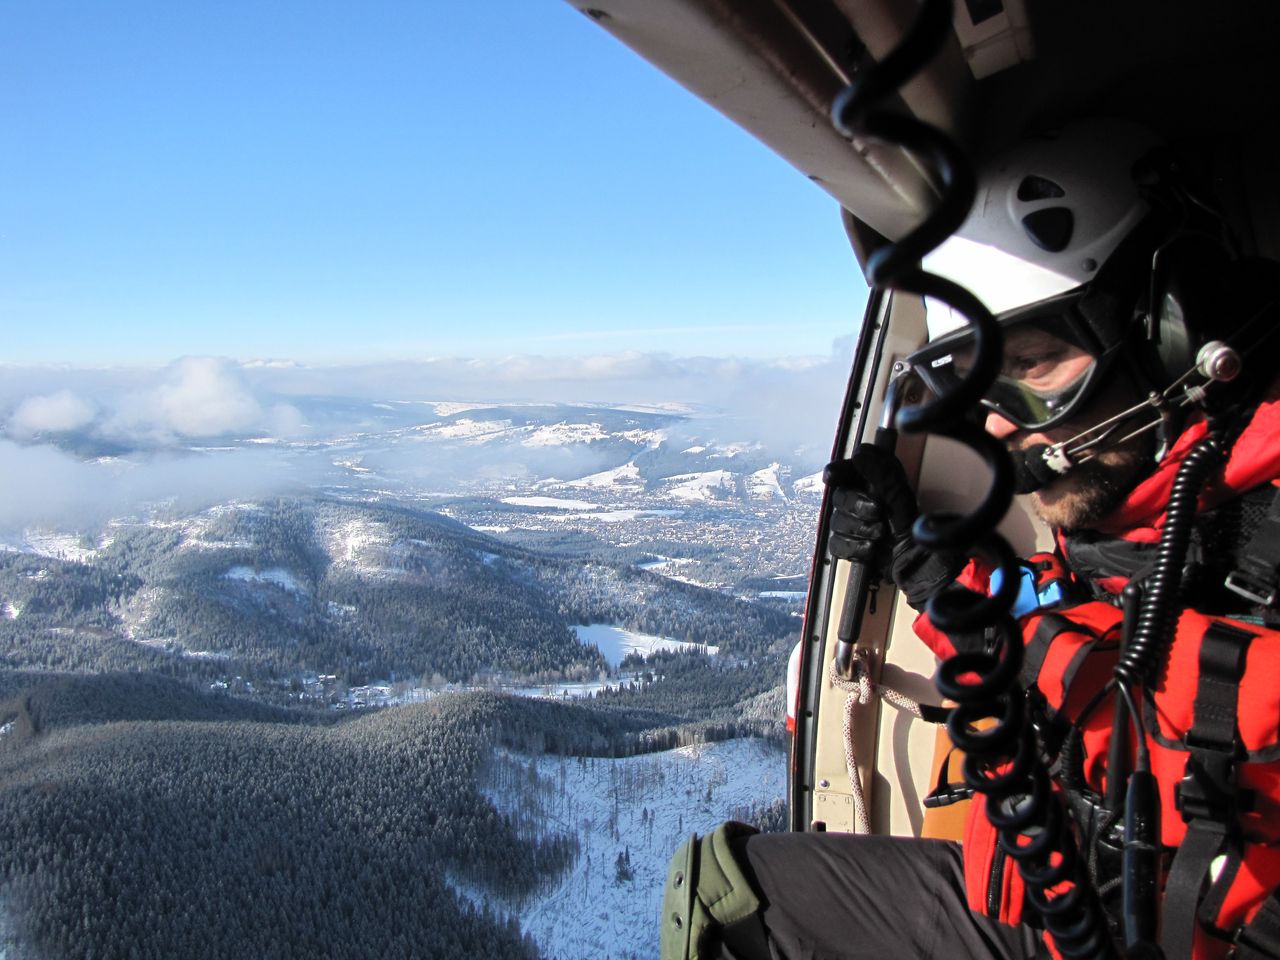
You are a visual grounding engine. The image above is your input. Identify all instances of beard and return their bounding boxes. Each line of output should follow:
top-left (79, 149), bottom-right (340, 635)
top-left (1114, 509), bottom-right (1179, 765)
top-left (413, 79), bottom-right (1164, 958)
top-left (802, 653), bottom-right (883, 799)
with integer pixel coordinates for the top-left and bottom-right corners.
top-left (1021, 429), bottom-right (1156, 532)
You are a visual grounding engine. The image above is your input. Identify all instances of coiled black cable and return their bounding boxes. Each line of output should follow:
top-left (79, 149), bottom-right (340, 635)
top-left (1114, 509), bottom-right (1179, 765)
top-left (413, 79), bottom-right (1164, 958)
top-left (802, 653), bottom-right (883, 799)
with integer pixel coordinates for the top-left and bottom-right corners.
top-left (830, 1), bottom-right (1114, 956)
top-left (1113, 434), bottom-right (1226, 686)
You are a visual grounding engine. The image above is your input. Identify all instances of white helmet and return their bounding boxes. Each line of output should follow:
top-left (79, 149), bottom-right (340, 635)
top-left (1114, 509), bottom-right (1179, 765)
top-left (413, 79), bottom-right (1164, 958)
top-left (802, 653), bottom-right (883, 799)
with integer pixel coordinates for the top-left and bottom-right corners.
top-left (924, 118), bottom-right (1161, 334)
top-left (910, 120), bottom-right (1168, 431)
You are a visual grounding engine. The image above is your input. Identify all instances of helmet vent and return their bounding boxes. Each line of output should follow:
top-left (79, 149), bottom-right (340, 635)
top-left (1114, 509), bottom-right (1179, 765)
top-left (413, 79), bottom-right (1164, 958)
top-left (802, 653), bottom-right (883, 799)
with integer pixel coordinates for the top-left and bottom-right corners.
top-left (1017, 175), bottom-right (1066, 201)
top-left (1021, 208), bottom-right (1074, 252)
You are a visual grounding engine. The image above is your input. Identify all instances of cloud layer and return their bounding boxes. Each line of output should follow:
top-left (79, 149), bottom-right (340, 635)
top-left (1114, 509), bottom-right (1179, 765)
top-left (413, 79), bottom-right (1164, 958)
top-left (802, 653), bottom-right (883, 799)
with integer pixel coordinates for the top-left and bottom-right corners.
top-left (0, 346), bottom-right (854, 533)
top-left (0, 441), bottom-right (316, 533)
top-left (3, 357), bottom-right (305, 447)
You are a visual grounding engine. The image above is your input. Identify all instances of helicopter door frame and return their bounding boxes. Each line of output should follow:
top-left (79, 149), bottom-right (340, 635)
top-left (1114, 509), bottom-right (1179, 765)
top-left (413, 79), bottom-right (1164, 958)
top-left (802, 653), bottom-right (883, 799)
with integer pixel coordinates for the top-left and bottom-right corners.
top-left (789, 275), bottom-right (930, 832)
top-left (789, 268), bottom-right (1056, 835)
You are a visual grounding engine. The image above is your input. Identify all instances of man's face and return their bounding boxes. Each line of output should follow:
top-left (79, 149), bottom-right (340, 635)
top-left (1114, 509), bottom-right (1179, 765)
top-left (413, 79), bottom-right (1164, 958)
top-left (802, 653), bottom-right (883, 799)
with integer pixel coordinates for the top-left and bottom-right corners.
top-left (983, 325), bottom-right (1154, 531)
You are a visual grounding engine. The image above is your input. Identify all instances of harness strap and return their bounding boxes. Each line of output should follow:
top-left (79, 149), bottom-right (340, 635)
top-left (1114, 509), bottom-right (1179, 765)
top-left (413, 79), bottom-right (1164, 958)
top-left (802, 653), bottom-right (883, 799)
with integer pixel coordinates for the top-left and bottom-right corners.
top-left (1162, 621), bottom-right (1256, 960)
top-left (1019, 612), bottom-right (1117, 713)
top-left (1019, 613), bottom-right (1072, 689)
top-left (1226, 483), bottom-right (1280, 607)
top-left (1238, 892), bottom-right (1280, 960)
top-left (1163, 821), bottom-right (1230, 960)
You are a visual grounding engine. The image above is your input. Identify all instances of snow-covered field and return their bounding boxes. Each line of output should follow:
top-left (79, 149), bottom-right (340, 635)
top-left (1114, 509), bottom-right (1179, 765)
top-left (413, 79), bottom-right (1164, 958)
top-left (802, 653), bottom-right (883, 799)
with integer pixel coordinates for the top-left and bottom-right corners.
top-left (481, 737), bottom-right (786, 960)
top-left (559, 508), bottom-right (683, 524)
top-left (665, 470), bottom-right (736, 502)
top-left (223, 566), bottom-right (305, 592)
top-left (523, 423), bottom-right (609, 447)
top-left (747, 463), bottom-right (788, 501)
top-left (321, 516), bottom-right (391, 571)
top-left (635, 557), bottom-right (703, 586)
top-left (562, 463), bottom-right (643, 490)
top-left (570, 624), bottom-right (717, 668)
top-left (637, 557), bottom-right (693, 574)
top-left (4, 531), bottom-right (106, 563)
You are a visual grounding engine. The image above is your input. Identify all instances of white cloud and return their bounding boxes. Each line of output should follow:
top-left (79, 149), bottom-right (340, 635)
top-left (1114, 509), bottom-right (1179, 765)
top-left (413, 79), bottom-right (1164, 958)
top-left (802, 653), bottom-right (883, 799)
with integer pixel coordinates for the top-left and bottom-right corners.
top-left (98, 357), bottom-right (302, 442)
top-left (154, 357), bottom-right (264, 436)
top-left (7, 390), bottom-right (96, 437)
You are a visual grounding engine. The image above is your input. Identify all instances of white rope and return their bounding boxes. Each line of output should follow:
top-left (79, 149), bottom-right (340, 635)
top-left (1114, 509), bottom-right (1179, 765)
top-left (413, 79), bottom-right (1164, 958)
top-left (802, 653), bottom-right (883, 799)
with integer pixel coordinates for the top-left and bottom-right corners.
top-left (829, 650), bottom-right (932, 835)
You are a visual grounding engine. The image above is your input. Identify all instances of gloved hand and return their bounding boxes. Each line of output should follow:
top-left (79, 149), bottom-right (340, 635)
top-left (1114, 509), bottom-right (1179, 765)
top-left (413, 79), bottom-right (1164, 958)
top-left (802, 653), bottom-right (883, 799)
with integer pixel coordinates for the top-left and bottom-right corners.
top-left (825, 444), bottom-right (964, 610)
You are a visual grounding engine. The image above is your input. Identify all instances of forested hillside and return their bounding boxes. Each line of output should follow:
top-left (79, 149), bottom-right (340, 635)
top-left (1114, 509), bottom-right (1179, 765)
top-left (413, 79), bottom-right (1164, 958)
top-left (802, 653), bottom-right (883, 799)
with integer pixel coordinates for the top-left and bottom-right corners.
top-left (0, 684), bottom-right (574, 959)
top-left (0, 671), bottom-right (306, 737)
top-left (0, 497), bottom-right (796, 696)
top-left (0, 674), bottom-right (786, 959)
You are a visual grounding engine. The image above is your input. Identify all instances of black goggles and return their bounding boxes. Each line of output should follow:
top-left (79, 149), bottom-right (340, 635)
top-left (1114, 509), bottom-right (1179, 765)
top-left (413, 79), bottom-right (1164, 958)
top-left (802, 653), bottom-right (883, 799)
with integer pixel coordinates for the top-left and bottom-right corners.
top-left (906, 291), bottom-right (1118, 432)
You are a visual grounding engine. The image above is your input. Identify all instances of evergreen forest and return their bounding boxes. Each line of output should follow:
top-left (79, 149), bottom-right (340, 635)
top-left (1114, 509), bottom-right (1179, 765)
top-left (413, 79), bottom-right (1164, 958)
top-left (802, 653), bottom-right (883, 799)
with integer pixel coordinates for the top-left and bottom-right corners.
top-left (0, 674), bottom-right (784, 959)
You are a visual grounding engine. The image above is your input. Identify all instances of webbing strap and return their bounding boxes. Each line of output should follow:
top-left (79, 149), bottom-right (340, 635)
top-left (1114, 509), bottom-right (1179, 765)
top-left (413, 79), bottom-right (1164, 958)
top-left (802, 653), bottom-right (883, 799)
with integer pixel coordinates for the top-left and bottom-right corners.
top-left (1162, 622), bottom-right (1256, 960)
top-left (1162, 820), bottom-right (1228, 960)
top-left (1238, 893), bottom-right (1280, 960)
top-left (1187, 621), bottom-right (1255, 755)
top-left (1019, 613), bottom-right (1073, 689)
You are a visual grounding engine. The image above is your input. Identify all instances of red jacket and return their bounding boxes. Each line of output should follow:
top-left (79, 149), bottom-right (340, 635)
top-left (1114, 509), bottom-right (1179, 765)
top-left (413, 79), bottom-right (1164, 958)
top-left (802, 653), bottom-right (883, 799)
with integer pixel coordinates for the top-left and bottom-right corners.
top-left (914, 385), bottom-right (1280, 959)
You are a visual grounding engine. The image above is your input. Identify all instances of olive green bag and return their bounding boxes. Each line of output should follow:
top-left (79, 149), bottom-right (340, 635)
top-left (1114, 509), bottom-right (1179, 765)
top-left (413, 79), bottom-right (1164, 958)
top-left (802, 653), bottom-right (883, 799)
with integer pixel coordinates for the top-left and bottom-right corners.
top-left (660, 821), bottom-right (762, 960)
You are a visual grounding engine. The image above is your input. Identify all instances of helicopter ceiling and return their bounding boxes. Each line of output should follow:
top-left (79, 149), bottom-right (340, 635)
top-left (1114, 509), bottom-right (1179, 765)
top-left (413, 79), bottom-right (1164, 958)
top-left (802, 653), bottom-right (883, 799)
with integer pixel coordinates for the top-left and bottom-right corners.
top-left (565, 0), bottom-right (1280, 255)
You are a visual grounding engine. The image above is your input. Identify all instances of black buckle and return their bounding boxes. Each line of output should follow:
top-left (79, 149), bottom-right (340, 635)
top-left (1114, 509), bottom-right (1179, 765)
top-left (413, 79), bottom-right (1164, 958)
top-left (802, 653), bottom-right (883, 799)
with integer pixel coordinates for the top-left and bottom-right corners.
top-left (1177, 751), bottom-right (1237, 823)
top-left (923, 783), bottom-right (974, 809)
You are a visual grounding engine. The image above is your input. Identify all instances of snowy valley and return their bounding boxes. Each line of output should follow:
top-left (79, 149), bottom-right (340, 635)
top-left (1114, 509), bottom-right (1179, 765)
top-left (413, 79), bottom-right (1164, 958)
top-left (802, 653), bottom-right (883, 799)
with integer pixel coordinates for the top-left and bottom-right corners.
top-left (0, 395), bottom-right (817, 959)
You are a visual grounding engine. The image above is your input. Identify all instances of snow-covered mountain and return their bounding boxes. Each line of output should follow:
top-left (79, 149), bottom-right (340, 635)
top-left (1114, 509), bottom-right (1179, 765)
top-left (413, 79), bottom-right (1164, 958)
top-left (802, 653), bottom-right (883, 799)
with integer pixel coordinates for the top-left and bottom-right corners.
top-left (2, 398), bottom-right (827, 606)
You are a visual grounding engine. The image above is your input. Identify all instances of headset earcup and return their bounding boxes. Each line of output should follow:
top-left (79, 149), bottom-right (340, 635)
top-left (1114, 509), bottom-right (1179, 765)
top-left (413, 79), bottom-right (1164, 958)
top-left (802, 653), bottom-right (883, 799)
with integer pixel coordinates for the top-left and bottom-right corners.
top-left (1146, 236), bottom-right (1233, 386)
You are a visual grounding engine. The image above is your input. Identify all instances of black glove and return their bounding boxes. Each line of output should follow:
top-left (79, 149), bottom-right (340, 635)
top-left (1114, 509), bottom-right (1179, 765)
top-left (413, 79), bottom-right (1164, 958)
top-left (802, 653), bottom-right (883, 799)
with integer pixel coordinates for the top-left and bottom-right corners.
top-left (826, 445), bottom-right (917, 564)
top-left (825, 445), bottom-right (964, 610)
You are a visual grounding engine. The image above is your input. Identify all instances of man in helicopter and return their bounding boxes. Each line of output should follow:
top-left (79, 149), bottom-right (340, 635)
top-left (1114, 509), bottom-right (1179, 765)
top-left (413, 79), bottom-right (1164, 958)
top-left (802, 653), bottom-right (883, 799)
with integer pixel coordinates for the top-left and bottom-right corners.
top-left (662, 119), bottom-right (1280, 960)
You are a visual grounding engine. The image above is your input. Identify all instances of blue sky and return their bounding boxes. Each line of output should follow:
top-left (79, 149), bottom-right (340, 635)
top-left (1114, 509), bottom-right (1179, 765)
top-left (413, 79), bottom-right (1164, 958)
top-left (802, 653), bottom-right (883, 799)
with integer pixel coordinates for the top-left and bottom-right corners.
top-left (1, 0), bottom-right (868, 365)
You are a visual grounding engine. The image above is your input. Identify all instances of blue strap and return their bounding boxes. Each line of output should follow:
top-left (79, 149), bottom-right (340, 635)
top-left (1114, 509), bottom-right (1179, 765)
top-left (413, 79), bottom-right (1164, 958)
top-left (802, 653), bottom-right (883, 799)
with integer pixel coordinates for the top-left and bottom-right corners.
top-left (989, 562), bottom-right (1066, 619)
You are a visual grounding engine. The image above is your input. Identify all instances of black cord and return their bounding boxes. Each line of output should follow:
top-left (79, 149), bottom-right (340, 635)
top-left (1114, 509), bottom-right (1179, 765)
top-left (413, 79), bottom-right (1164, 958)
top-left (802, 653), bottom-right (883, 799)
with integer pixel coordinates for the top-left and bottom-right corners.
top-left (1114, 435), bottom-right (1226, 687)
top-left (829, 1), bottom-right (1114, 955)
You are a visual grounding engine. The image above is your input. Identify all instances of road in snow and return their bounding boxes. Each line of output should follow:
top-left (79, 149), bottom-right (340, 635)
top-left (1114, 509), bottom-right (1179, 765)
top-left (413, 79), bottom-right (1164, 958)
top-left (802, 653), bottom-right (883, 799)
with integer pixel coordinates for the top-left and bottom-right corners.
top-left (479, 737), bottom-right (786, 960)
